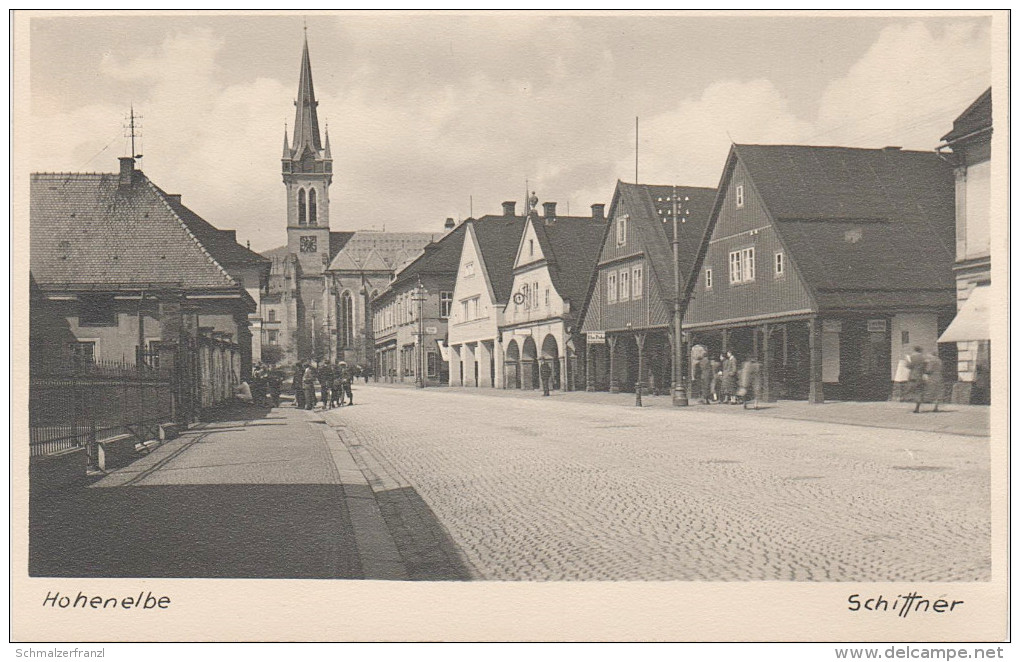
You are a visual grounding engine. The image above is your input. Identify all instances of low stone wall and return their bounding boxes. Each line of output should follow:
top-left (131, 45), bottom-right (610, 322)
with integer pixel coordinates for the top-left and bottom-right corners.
top-left (97, 434), bottom-right (139, 471)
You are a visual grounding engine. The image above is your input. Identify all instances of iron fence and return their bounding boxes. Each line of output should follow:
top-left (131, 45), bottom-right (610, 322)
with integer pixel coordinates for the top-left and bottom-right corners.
top-left (29, 356), bottom-right (174, 466)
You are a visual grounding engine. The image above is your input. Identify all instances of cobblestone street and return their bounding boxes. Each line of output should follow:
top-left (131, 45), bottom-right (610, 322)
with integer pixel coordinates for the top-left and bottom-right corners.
top-left (327, 384), bottom-right (991, 582)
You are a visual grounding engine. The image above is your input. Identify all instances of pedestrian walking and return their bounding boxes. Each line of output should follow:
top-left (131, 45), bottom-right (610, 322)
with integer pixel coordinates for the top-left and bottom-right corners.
top-left (722, 351), bottom-right (739, 404)
top-left (293, 362), bottom-right (306, 409)
top-left (268, 367), bottom-right (282, 408)
top-left (709, 354), bottom-right (723, 403)
top-left (303, 362), bottom-right (318, 410)
top-left (738, 356), bottom-right (762, 410)
top-left (540, 361), bottom-right (552, 396)
top-left (330, 367), bottom-right (343, 408)
top-left (906, 346), bottom-right (926, 412)
top-left (319, 361), bottom-right (334, 409)
top-left (338, 361), bottom-right (354, 406)
top-left (697, 354), bottom-right (713, 404)
top-left (917, 350), bottom-right (945, 413)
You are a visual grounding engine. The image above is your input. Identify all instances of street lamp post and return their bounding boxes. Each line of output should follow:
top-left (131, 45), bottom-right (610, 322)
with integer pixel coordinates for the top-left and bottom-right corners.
top-left (411, 278), bottom-right (429, 389)
top-left (672, 186), bottom-right (690, 407)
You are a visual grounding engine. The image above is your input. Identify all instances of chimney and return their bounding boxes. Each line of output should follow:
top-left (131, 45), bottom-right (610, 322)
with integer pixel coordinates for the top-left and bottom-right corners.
top-left (591, 203), bottom-right (605, 220)
top-left (118, 157), bottom-right (135, 189)
top-left (502, 201), bottom-right (516, 217)
top-left (444, 217), bottom-right (456, 230)
top-left (166, 194), bottom-right (182, 207)
top-left (542, 202), bottom-right (557, 218)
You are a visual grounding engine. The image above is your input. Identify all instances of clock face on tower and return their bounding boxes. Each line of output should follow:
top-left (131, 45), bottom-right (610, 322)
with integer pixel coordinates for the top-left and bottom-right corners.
top-left (300, 236), bottom-right (318, 253)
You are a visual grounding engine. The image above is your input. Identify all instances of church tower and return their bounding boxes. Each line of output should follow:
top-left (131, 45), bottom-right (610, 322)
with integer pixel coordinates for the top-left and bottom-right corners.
top-left (282, 33), bottom-right (332, 277)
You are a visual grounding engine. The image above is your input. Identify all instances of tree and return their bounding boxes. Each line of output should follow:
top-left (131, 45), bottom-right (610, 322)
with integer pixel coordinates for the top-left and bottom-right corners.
top-left (261, 344), bottom-right (284, 366)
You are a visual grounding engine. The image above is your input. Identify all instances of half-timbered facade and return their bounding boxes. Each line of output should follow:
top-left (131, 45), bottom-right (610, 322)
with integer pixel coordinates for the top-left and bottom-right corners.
top-left (685, 144), bottom-right (958, 402)
top-left (578, 182), bottom-right (715, 394)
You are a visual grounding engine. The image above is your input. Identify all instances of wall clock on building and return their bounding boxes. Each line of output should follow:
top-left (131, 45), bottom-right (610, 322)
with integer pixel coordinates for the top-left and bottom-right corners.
top-left (300, 236), bottom-right (317, 253)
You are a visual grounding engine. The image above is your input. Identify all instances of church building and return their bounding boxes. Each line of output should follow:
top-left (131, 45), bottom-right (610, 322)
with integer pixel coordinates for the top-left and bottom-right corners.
top-left (261, 34), bottom-right (445, 366)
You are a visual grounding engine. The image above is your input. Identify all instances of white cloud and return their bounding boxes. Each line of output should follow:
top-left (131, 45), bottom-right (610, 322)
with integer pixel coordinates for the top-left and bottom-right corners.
top-left (29, 18), bottom-right (991, 250)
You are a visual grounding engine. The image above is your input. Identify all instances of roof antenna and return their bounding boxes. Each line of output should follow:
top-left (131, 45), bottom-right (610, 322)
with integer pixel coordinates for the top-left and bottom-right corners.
top-left (124, 104), bottom-right (143, 161)
top-left (635, 116), bottom-right (639, 184)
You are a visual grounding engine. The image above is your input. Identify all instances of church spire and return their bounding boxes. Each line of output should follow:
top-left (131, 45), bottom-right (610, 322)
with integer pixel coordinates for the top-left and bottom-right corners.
top-left (291, 33), bottom-right (322, 156)
top-left (282, 125), bottom-right (290, 158)
top-left (324, 126), bottom-right (332, 159)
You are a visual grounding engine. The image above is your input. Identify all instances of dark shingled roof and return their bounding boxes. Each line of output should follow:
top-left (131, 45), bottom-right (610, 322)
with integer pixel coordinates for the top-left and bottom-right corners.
top-left (468, 215), bottom-right (529, 303)
top-left (528, 214), bottom-right (609, 309)
top-left (31, 171), bottom-right (244, 291)
top-left (941, 87), bottom-right (992, 144)
top-left (381, 222), bottom-right (469, 297)
top-left (731, 144), bottom-right (956, 309)
top-left (150, 185), bottom-right (269, 268)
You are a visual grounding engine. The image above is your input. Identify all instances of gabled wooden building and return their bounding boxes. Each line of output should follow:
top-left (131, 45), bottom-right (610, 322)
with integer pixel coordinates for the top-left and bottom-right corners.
top-left (685, 144), bottom-right (958, 402)
top-left (578, 182), bottom-right (715, 393)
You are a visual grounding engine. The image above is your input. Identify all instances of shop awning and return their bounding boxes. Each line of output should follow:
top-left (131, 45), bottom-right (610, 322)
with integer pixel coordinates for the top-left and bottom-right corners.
top-left (938, 285), bottom-right (990, 343)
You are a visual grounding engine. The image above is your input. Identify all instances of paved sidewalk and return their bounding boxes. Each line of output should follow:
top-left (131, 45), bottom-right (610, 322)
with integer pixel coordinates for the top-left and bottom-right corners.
top-left (30, 402), bottom-right (403, 579)
top-left (363, 381), bottom-right (990, 437)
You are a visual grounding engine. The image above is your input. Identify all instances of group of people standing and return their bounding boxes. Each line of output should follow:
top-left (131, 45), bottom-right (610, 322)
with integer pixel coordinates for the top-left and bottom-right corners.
top-left (294, 361), bottom-right (360, 411)
top-left (695, 350), bottom-right (762, 409)
top-left (242, 363), bottom-right (284, 408)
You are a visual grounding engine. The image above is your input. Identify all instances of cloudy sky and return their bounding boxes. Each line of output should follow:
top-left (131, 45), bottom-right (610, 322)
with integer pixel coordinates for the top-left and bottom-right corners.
top-left (27, 12), bottom-right (991, 251)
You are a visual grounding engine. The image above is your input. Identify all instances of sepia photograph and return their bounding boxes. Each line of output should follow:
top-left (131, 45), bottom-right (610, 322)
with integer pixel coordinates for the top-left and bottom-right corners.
top-left (11, 9), bottom-right (1007, 644)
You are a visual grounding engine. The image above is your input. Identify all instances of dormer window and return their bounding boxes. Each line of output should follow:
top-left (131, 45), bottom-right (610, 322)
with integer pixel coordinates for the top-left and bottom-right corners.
top-left (464, 261), bottom-right (475, 278)
top-left (616, 215), bottom-right (628, 246)
top-left (736, 184), bottom-right (745, 209)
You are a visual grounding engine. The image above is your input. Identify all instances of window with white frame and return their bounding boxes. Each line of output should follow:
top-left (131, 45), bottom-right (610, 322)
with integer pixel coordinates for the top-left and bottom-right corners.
top-left (469, 297), bottom-right (479, 319)
top-left (774, 251), bottom-right (784, 277)
top-left (705, 268), bottom-right (713, 290)
top-left (616, 215), bottom-right (628, 246)
top-left (461, 300), bottom-right (469, 320)
top-left (533, 280), bottom-right (539, 308)
top-left (619, 268), bottom-right (630, 301)
top-left (607, 271), bottom-right (617, 303)
top-left (544, 288), bottom-right (550, 307)
top-left (463, 261), bottom-right (475, 278)
top-left (632, 264), bottom-right (643, 299)
top-left (736, 184), bottom-right (745, 208)
top-left (440, 291), bottom-right (453, 318)
top-left (521, 283), bottom-right (530, 309)
top-left (729, 247), bottom-right (755, 284)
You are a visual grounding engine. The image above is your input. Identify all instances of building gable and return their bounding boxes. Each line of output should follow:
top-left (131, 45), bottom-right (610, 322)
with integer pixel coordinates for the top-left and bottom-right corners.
top-left (685, 151), bottom-right (817, 328)
top-left (513, 218), bottom-right (547, 270)
top-left (449, 223), bottom-right (500, 341)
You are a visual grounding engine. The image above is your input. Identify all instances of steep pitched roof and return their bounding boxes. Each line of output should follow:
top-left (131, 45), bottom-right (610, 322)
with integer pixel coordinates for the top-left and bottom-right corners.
top-left (730, 144), bottom-right (956, 309)
top-left (469, 214), bottom-right (528, 303)
top-left (150, 185), bottom-right (269, 268)
top-left (528, 215), bottom-right (608, 309)
top-left (615, 182), bottom-right (715, 300)
top-left (941, 87), bottom-right (992, 144)
top-left (31, 171), bottom-right (243, 292)
top-left (326, 231), bottom-right (439, 272)
top-left (388, 223), bottom-right (468, 291)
